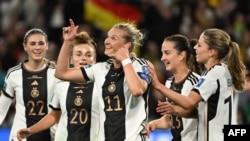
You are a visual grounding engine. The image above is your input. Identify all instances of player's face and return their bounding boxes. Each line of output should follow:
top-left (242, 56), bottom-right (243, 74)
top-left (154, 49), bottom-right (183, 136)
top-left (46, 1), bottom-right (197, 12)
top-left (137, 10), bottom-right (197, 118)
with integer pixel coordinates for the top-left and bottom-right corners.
top-left (104, 28), bottom-right (127, 57)
top-left (23, 34), bottom-right (48, 61)
top-left (194, 33), bottom-right (210, 64)
top-left (71, 44), bottom-right (96, 68)
top-left (161, 41), bottom-right (185, 72)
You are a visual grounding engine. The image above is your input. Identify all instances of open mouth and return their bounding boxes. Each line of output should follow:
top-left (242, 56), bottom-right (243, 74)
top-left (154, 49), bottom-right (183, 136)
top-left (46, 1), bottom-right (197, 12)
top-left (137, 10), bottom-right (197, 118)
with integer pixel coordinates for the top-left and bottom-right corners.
top-left (79, 63), bottom-right (87, 66)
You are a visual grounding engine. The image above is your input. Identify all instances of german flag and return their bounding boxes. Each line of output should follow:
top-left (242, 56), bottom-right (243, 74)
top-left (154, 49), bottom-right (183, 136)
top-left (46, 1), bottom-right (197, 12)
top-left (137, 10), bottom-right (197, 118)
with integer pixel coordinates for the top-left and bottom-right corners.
top-left (84, 0), bottom-right (142, 31)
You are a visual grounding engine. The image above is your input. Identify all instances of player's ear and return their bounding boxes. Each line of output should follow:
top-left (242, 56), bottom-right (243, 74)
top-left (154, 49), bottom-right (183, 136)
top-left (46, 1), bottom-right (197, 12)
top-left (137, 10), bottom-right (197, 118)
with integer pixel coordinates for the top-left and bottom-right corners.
top-left (125, 42), bottom-right (132, 49)
top-left (23, 43), bottom-right (27, 52)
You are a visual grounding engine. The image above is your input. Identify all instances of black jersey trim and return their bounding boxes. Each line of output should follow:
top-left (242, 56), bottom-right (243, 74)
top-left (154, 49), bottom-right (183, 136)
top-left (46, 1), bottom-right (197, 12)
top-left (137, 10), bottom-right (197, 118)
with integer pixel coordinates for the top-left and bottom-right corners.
top-left (192, 88), bottom-right (200, 96)
top-left (2, 90), bottom-right (14, 99)
top-left (187, 73), bottom-right (199, 86)
top-left (139, 123), bottom-right (147, 141)
top-left (49, 104), bottom-right (61, 111)
top-left (131, 57), bottom-right (147, 65)
top-left (80, 67), bottom-right (90, 82)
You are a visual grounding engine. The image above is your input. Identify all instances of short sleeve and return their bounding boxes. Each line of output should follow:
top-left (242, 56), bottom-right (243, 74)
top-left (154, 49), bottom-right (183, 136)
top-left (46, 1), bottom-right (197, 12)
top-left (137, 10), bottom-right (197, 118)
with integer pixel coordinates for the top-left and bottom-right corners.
top-left (132, 57), bottom-right (151, 84)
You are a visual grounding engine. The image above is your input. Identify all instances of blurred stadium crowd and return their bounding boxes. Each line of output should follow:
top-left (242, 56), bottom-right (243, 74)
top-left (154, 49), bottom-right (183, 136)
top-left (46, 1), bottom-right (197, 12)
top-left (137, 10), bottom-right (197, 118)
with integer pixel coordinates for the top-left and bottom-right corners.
top-left (1, 0), bottom-right (250, 128)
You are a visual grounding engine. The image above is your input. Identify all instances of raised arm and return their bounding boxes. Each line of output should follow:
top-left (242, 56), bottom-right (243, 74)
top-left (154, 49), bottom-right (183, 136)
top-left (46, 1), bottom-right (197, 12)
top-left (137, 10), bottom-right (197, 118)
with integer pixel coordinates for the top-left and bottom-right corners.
top-left (55, 19), bottom-right (86, 83)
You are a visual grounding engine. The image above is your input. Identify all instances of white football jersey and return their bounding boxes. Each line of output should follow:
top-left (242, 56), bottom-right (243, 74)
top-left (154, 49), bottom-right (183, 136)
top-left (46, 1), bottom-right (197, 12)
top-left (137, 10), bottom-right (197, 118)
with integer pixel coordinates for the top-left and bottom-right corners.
top-left (193, 63), bottom-right (235, 141)
top-left (81, 57), bottom-right (151, 141)
top-left (49, 80), bottom-right (99, 141)
top-left (165, 72), bottom-right (199, 141)
top-left (0, 62), bottom-right (57, 141)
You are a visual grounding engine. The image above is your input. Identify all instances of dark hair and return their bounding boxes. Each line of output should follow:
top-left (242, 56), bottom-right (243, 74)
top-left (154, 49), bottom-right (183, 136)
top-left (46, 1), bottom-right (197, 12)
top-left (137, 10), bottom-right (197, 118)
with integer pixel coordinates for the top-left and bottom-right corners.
top-left (23, 28), bottom-right (48, 44)
top-left (164, 34), bottom-right (202, 74)
top-left (202, 28), bottom-right (246, 91)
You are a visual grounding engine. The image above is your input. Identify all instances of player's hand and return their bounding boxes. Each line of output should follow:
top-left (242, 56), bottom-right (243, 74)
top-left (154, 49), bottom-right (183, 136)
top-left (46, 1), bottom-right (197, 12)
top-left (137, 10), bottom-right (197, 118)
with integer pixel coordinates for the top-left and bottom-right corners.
top-left (17, 128), bottom-right (32, 141)
top-left (146, 122), bottom-right (156, 138)
top-left (156, 100), bottom-right (174, 115)
top-left (62, 19), bottom-right (79, 42)
top-left (109, 46), bottom-right (130, 62)
top-left (146, 60), bottom-right (161, 86)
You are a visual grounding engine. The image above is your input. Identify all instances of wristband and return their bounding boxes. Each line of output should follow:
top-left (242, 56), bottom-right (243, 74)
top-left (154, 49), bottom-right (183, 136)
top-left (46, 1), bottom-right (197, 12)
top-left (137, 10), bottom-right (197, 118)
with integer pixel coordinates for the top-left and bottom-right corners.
top-left (121, 58), bottom-right (132, 67)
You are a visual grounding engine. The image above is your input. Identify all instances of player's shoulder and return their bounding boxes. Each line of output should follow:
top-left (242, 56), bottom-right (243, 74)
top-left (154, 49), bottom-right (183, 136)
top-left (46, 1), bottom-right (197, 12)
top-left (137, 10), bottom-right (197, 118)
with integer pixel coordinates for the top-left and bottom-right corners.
top-left (203, 63), bottom-right (225, 77)
top-left (5, 63), bottom-right (22, 79)
top-left (93, 59), bottom-right (115, 69)
top-left (186, 72), bottom-right (200, 85)
top-left (131, 57), bottom-right (147, 65)
top-left (189, 72), bottom-right (200, 80)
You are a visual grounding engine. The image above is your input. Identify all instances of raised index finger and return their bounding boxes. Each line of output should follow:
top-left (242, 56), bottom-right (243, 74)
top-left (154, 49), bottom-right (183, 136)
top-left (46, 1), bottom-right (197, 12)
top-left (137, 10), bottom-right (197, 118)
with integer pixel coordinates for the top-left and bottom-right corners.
top-left (69, 19), bottom-right (75, 27)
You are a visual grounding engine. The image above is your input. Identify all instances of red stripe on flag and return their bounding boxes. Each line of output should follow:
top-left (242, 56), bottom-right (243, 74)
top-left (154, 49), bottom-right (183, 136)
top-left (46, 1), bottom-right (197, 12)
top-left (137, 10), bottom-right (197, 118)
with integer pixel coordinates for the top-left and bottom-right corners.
top-left (91, 0), bottom-right (141, 22)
